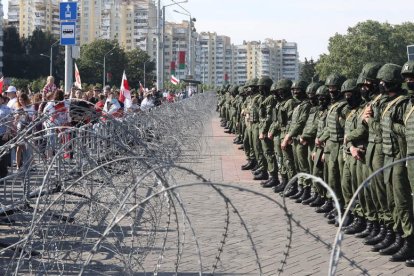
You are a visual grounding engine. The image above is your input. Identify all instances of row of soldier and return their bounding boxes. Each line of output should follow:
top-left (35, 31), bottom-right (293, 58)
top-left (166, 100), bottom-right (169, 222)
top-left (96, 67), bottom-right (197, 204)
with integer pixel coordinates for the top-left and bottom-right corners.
top-left (217, 61), bottom-right (414, 267)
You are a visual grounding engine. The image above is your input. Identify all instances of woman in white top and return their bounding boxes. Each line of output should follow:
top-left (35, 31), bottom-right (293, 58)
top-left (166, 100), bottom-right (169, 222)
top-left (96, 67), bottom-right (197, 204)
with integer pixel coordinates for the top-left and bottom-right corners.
top-left (14, 93), bottom-right (36, 170)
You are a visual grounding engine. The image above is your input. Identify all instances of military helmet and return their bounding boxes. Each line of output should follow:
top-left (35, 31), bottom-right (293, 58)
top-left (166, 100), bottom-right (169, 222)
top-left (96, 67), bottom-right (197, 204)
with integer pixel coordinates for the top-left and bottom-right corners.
top-left (248, 77), bottom-right (259, 87)
top-left (356, 73), bottom-right (364, 86)
top-left (270, 83), bottom-right (278, 92)
top-left (276, 79), bottom-right (293, 90)
top-left (291, 80), bottom-right (309, 92)
top-left (360, 62), bottom-right (383, 81)
top-left (325, 73), bottom-right (346, 87)
top-left (258, 76), bottom-right (273, 88)
top-left (305, 82), bottom-right (320, 95)
top-left (341, 79), bottom-right (358, 93)
top-left (230, 85), bottom-right (239, 94)
top-left (315, 85), bottom-right (329, 97)
top-left (377, 63), bottom-right (403, 83)
top-left (401, 61), bottom-right (414, 77)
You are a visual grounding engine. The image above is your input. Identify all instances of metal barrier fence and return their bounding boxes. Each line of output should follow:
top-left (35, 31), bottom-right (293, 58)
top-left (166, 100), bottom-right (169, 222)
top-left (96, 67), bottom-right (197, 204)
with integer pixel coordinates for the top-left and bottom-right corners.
top-left (0, 94), bottom-right (214, 275)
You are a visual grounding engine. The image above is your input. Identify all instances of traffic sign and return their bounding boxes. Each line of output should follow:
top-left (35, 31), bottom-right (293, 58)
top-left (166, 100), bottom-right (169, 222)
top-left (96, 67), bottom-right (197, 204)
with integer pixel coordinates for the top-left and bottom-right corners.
top-left (59, 2), bottom-right (77, 21)
top-left (408, 45), bottom-right (414, 61)
top-left (60, 22), bottom-right (76, 45)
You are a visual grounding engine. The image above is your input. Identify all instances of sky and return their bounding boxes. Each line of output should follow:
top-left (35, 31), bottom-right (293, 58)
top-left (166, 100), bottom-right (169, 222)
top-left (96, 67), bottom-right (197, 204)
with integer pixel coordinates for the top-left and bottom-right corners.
top-left (2, 0), bottom-right (413, 61)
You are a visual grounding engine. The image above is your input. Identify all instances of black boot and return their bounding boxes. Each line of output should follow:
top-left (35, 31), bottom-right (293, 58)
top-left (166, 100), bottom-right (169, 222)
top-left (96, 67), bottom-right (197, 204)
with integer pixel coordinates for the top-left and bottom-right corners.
top-left (316, 199), bottom-right (333, 214)
top-left (355, 221), bottom-right (373, 238)
top-left (365, 224), bottom-right (387, 245)
top-left (370, 227), bottom-right (393, 251)
top-left (406, 258), bottom-right (414, 267)
top-left (302, 192), bottom-right (318, 205)
top-left (296, 186), bottom-right (311, 203)
top-left (344, 217), bottom-right (366, 235)
top-left (340, 214), bottom-right (354, 228)
top-left (283, 182), bottom-right (298, 198)
top-left (238, 145), bottom-right (244, 150)
top-left (273, 182), bottom-right (286, 193)
top-left (241, 160), bottom-right (256, 170)
top-left (262, 176), bottom-right (279, 188)
top-left (260, 177), bottom-right (272, 186)
top-left (390, 236), bottom-right (414, 262)
top-left (309, 195), bottom-right (325, 207)
top-left (290, 186), bottom-right (304, 199)
top-left (364, 221), bottom-right (380, 240)
top-left (326, 209), bottom-right (337, 220)
top-left (379, 233), bottom-right (404, 255)
top-left (253, 169), bottom-right (262, 176)
top-left (253, 171), bottom-right (268, 181)
top-left (251, 164), bottom-right (259, 171)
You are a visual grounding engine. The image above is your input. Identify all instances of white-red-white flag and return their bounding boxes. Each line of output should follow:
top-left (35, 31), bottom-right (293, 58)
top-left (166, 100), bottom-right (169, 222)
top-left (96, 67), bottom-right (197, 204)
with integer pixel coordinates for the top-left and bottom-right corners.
top-left (171, 75), bottom-right (180, 85)
top-left (139, 81), bottom-right (145, 94)
top-left (0, 77), bottom-right (3, 95)
top-left (119, 71), bottom-right (132, 109)
top-left (74, 63), bottom-right (82, 89)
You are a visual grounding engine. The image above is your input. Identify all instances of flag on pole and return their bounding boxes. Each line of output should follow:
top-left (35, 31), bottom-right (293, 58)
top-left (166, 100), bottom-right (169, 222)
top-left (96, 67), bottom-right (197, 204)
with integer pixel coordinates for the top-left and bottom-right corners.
top-left (171, 75), bottom-right (180, 85)
top-left (139, 81), bottom-right (145, 94)
top-left (119, 71), bottom-right (132, 109)
top-left (74, 63), bottom-right (82, 89)
top-left (0, 77), bottom-right (3, 95)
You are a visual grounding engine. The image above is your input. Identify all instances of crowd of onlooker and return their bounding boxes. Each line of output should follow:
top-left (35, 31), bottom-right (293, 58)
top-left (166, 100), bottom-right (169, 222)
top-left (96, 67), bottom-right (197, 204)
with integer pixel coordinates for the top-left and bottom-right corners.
top-left (0, 76), bottom-right (184, 178)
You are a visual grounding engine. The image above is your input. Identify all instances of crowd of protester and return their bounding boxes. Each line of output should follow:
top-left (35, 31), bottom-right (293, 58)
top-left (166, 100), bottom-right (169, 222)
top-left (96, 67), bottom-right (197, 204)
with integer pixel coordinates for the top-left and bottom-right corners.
top-left (0, 76), bottom-right (183, 178)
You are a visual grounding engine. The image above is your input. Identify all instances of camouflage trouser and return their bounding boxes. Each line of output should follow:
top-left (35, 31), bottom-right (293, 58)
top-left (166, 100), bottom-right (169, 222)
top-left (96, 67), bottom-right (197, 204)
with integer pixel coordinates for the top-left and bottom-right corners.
top-left (312, 146), bottom-right (327, 198)
top-left (326, 141), bottom-right (345, 207)
top-left (365, 142), bottom-right (389, 224)
top-left (384, 153), bottom-right (413, 238)
top-left (251, 123), bottom-right (266, 171)
top-left (292, 140), bottom-right (310, 187)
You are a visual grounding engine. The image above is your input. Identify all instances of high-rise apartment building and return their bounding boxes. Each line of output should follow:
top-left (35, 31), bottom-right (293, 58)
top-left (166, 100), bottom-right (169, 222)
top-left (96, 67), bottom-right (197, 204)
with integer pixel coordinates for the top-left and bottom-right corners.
top-left (195, 36), bottom-right (300, 87)
top-left (78, 0), bottom-right (156, 52)
top-left (8, 0), bottom-right (60, 38)
top-left (195, 32), bottom-right (233, 86)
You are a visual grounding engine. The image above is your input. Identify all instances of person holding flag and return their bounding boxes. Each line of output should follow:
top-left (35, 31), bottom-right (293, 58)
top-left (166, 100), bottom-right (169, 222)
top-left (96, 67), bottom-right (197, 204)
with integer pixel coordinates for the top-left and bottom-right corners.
top-left (118, 71), bottom-right (132, 111)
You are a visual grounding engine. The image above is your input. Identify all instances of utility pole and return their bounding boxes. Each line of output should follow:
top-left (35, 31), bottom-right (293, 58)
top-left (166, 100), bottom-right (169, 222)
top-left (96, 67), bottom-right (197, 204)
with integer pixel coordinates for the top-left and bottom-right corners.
top-left (156, 0), bottom-right (162, 90)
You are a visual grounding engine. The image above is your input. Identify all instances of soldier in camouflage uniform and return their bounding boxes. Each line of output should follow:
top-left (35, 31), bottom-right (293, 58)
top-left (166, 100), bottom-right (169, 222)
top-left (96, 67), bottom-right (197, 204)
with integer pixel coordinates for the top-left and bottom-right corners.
top-left (269, 79), bottom-right (293, 193)
top-left (235, 85), bottom-right (247, 148)
top-left (299, 82), bottom-right (322, 205)
top-left (257, 77), bottom-right (281, 188)
top-left (249, 76), bottom-right (272, 181)
top-left (401, 61), bottom-right (414, 266)
top-left (282, 80), bottom-right (312, 202)
top-left (350, 63), bottom-right (386, 241)
top-left (339, 79), bottom-right (368, 231)
top-left (309, 85), bottom-right (330, 207)
top-left (241, 81), bottom-right (258, 170)
top-left (318, 73), bottom-right (348, 224)
top-left (374, 63), bottom-right (414, 261)
top-left (248, 79), bottom-right (268, 180)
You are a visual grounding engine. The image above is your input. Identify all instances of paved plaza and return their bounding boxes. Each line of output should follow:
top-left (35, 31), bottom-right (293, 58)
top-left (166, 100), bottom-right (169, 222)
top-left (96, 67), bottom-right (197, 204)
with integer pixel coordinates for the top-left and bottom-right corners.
top-left (142, 114), bottom-right (414, 276)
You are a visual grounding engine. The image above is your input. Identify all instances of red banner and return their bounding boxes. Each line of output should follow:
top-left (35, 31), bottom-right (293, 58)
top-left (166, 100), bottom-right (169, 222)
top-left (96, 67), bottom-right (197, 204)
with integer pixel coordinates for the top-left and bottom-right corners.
top-left (178, 51), bottom-right (186, 69)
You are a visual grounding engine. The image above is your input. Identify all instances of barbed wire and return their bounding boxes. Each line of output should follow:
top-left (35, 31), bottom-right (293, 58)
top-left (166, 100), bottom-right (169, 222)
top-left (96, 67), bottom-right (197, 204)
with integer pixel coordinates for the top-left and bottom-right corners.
top-left (0, 92), bottom-right (405, 275)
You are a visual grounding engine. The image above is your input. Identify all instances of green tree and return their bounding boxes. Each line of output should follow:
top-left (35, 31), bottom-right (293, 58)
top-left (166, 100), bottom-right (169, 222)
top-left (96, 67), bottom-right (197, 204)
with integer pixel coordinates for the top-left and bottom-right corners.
top-left (77, 40), bottom-right (127, 87)
top-left (3, 26), bottom-right (27, 78)
top-left (299, 58), bottom-right (318, 83)
top-left (316, 20), bottom-right (414, 80)
top-left (125, 48), bottom-right (154, 89)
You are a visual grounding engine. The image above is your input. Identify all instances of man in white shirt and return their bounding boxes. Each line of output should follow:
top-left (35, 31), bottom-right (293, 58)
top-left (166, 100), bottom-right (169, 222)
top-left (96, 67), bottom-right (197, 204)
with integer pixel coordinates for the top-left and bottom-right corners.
top-left (5, 86), bottom-right (18, 111)
top-left (140, 91), bottom-right (155, 111)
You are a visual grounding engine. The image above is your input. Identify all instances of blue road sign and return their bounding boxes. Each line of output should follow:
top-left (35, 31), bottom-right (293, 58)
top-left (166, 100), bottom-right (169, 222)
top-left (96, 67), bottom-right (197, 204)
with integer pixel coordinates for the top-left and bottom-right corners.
top-left (60, 22), bottom-right (76, 45)
top-left (59, 2), bottom-right (77, 21)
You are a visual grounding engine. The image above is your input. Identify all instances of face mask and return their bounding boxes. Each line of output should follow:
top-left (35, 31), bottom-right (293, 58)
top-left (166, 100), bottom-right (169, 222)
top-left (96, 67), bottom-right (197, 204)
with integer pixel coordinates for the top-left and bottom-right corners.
top-left (407, 82), bottom-right (414, 91)
top-left (329, 91), bottom-right (339, 102)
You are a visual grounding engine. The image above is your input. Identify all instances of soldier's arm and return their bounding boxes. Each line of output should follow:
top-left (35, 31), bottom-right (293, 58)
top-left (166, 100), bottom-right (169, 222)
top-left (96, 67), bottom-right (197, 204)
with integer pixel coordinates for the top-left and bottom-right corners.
top-left (318, 127), bottom-right (330, 142)
top-left (288, 104), bottom-right (311, 138)
top-left (301, 115), bottom-right (318, 140)
top-left (346, 121), bottom-right (368, 142)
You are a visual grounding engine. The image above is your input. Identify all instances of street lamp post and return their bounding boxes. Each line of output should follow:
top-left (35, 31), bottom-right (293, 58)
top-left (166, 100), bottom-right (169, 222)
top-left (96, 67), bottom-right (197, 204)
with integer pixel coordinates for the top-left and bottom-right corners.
top-left (103, 47), bottom-right (115, 88)
top-left (40, 39), bottom-right (60, 76)
top-left (143, 59), bottom-right (152, 89)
